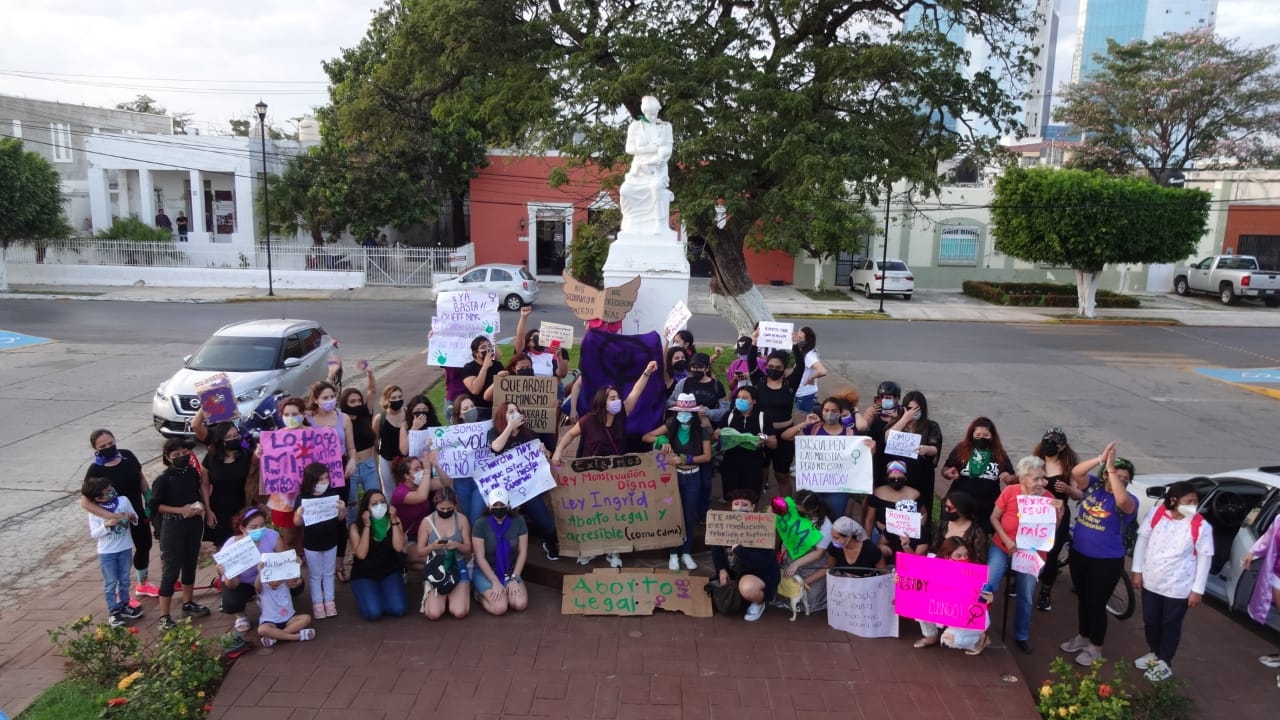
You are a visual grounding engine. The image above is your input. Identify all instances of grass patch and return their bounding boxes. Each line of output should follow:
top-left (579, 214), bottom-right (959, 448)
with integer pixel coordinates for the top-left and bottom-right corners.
top-left (798, 288), bottom-right (854, 302)
top-left (962, 280), bottom-right (1140, 309)
top-left (777, 310), bottom-right (889, 320)
top-left (16, 678), bottom-right (108, 720)
top-left (1047, 315), bottom-right (1181, 326)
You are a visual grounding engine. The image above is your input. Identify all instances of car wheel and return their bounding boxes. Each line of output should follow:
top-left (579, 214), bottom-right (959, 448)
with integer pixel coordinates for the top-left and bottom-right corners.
top-left (1264, 298), bottom-right (1280, 308)
top-left (901, 293), bottom-right (912, 301)
top-left (1173, 276), bottom-right (1190, 296)
top-left (863, 283), bottom-right (873, 299)
top-left (503, 293), bottom-right (525, 311)
top-left (1220, 283), bottom-right (1239, 306)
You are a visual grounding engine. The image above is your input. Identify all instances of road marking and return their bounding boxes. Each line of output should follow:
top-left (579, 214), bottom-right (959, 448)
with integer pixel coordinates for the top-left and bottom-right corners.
top-left (1194, 368), bottom-right (1280, 384)
top-left (1013, 324), bottom-right (1119, 336)
top-left (1079, 351), bottom-right (1202, 368)
top-left (0, 330), bottom-right (52, 350)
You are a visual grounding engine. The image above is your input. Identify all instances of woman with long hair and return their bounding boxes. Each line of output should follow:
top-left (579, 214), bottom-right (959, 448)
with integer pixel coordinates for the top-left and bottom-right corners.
top-left (372, 384), bottom-right (407, 493)
top-left (915, 535), bottom-right (992, 654)
top-left (715, 385), bottom-right (774, 500)
top-left (267, 397), bottom-right (308, 554)
top-left (782, 397), bottom-right (871, 519)
top-left (417, 486), bottom-right (473, 620)
top-left (488, 400), bottom-right (560, 561)
top-left (789, 326), bottom-right (826, 413)
top-left (202, 421), bottom-right (253, 547)
top-left (81, 429), bottom-right (156, 600)
top-left (449, 393), bottom-right (487, 525)
top-left (292, 462), bottom-right (345, 619)
top-left (883, 390), bottom-right (943, 501)
top-left (347, 489), bottom-right (408, 621)
top-left (941, 417), bottom-right (1015, 533)
top-left (643, 393), bottom-right (713, 572)
top-left (745, 336), bottom-right (797, 497)
top-left (1034, 427), bottom-right (1081, 612)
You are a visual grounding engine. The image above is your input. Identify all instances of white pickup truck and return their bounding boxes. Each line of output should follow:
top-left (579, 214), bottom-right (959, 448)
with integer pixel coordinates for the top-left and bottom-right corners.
top-left (1174, 255), bottom-right (1280, 307)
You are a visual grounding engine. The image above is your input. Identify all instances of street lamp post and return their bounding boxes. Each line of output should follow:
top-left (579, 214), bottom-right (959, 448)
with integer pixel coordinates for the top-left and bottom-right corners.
top-left (879, 185), bottom-right (891, 314)
top-left (255, 99), bottom-right (274, 296)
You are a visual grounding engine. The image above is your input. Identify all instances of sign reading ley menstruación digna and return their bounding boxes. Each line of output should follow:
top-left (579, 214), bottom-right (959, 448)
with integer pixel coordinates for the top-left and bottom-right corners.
top-left (551, 452), bottom-right (684, 556)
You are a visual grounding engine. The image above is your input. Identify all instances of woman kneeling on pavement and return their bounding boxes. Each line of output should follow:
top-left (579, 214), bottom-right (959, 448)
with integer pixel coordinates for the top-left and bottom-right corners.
top-left (710, 489), bottom-right (781, 622)
top-left (472, 488), bottom-right (529, 616)
top-left (347, 489), bottom-right (408, 621)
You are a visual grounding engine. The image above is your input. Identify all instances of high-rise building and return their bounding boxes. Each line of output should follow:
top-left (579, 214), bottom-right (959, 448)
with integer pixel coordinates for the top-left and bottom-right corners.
top-left (903, 4), bottom-right (969, 133)
top-left (1024, 0), bottom-right (1060, 138)
top-left (1071, 0), bottom-right (1218, 83)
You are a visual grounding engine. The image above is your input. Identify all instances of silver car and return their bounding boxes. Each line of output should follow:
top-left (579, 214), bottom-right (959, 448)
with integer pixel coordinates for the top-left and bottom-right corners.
top-left (152, 319), bottom-right (339, 436)
top-left (434, 263), bottom-right (540, 310)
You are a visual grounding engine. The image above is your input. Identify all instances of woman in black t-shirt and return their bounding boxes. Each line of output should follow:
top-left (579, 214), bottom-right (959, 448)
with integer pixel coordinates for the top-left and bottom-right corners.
top-left (461, 336), bottom-right (502, 419)
top-left (202, 422), bottom-right (253, 547)
top-left (150, 438), bottom-right (213, 628)
top-left (82, 429), bottom-right (156, 598)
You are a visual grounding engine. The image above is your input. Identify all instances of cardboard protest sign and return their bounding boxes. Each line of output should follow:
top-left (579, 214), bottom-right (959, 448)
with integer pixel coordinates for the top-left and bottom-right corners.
top-left (259, 551), bottom-right (301, 583)
top-left (407, 429), bottom-right (432, 459)
top-left (259, 427), bottom-right (345, 495)
top-left (474, 440), bottom-right (555, 508)
top-left (795, 435), bottom-right (874, 494)
top-left (827, 570), bottom-right (899, 638)
top-left (194, 373), bottom-right (237, 424)
top-left (300, 497), bottom-right (340, 526)
top-left (213, 536), bottom-right (261, 579)
top-left (884, 430), bottom-right (921, 459)
top-left (704, 510), bottom-right (775, 550)
top-left (493, 375), bottom-right (559, 434)
top-left (757, 321), bottom-right (794, 350)
top-left (576, 330), bottom-right (665, 433)
top-left (562, 568), bottom-right (711, 617)
top-left (893, 553), bottom-right (988, 630)
top-left (538, 321), bottom-right (575, 349)
top-left (436, 289), bottom-right (501, 318)
top-left (662, 300), bottom-right (692, 344)
top-left (885, 509), bottom-right (922, 539)
top-left (429, 421), bottom-right (493, 479)
top-left (562, 271), bottom-right (641, 322)
top-left (1012, 549), bottom-right (1046, 575)
top-left (551, 452), bottom-right (684, 556)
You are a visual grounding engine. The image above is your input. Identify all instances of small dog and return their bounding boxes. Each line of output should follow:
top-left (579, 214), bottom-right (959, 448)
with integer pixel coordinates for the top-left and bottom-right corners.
top-left (775, 575), bottom-right (810, 621)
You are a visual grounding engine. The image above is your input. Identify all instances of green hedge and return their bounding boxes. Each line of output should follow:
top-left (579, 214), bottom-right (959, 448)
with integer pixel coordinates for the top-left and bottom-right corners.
top-left (962, 281), bottom-right (1140, 308)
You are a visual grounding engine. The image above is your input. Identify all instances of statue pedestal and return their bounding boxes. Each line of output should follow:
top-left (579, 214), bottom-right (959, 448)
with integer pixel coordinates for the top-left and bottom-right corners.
top-left (602, 229), bottom-right (690, 336)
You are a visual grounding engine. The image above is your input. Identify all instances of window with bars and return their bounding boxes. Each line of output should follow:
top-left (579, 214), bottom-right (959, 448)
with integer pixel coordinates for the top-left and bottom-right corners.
top-left (938, 224), bottom-right (981, 266)
top-left (50, 122), bottom-right (72, 162)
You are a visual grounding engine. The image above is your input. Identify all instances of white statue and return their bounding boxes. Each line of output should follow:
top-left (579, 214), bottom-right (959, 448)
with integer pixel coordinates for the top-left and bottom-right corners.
top-left (618, 95), bottom-right (674, 236)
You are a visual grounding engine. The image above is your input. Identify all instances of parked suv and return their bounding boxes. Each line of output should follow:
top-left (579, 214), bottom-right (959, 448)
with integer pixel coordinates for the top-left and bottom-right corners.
top-left (152, 319), bottom-right (338, 436)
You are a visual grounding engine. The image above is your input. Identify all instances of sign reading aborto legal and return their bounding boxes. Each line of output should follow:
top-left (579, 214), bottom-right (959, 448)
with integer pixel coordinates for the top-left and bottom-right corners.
top-left (492, 375), bottom-right (559, 434)
top-left (562, 568), bottom-right (711, 617)
top-left (795, 434), bottom-right (874, 494)
top-left (562, 271), bottom-right (641, 322)
top-left (551, 452), bottom-right (684, 557)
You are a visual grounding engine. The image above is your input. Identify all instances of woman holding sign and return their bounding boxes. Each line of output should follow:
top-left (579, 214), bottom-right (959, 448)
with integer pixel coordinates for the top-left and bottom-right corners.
top-left (215, 507), bottom-right (287, 643)
top-left (293, 462), bottom-right (346, 620)
top-left (987, 456), bottom-right (1063, 654)
top-left (489, 400), bottom-right (561, 562)
top-left (644, 394), bottom-right (713, 572)
top-left (781, 397), bottom-right (868, 519)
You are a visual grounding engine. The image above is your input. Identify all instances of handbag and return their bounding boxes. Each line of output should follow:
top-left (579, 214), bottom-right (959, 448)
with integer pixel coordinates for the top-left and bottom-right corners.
top-left (421, 517), bottom-right (460, 595)
top-left (704, 580), bottom-right (746, 615)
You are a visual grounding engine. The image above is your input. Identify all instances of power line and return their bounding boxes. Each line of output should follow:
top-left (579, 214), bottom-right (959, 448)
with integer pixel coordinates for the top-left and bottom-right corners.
top-left (0, 71), bottom-right (326, 96)
top-left (0, 69), bottom-right (329, 85)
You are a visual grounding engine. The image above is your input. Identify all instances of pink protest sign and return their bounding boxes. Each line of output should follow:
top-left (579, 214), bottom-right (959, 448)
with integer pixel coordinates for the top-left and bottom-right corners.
top-left (259, 427), bottom-right (345, 495)
top-left (893, 552), bottom-right (988, 631)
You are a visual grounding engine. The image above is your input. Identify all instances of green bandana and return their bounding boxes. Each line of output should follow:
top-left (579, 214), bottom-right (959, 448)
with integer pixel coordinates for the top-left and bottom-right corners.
top-left (966, 449), bottom-right (991, 478)
top-left (371, 516), bottom-right (391, 542)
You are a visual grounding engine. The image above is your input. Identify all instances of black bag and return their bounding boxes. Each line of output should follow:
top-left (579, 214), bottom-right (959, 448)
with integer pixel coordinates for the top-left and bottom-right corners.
top-left (422, 552), bottom-right (460, 595)
top-left (704, 581), bottom-right (745, 616)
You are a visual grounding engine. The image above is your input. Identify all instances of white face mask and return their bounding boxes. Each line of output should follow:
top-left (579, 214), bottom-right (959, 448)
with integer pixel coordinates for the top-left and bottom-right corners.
top-left (370, 502), bottom-right (388, 519)
top-left (412, 469), bottom-right (425, 486)
top-left (314, 482), bottom-right (329, 494)
top-left (1177, 504), bottom-right (1198, 518)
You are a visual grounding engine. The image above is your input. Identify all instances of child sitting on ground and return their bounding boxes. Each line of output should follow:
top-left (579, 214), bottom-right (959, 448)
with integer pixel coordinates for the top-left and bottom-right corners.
top-left (82, 477), bottom-right (143, 627)
top-left (914, 535), bottom-right (993, 655)
top-left (253, 556), bottom-right (315, 647)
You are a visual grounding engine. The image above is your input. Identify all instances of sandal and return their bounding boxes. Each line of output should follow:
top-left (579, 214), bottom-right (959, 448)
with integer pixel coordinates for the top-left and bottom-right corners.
top-left (233, 616), bottom-right (250, 634)
top-left (914, 636), bottom-right (940, 649)
top-left (965, 634), bottom-right (991, 656)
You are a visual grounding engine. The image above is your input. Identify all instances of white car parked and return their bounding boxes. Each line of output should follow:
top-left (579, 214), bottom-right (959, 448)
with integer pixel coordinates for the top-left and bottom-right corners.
top-left (434, 263), bottom-right (540, 310)
top-left (848, 258), bottom-right (915, 300)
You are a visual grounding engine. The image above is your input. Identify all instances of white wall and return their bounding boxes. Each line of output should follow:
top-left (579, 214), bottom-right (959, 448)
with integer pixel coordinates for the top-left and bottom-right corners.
top-left (6, 265), bottom-right (365, 290)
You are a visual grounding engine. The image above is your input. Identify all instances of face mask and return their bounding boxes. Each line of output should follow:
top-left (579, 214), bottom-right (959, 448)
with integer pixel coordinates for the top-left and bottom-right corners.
top-left (517, 367), bottom-right (534, 376)
top-left (508, 411), bottom-right (523, 424)
top-left (314, 482), bottom-right (329, 494)
top-left (461, 408), bottom-right (479, 423)
top-left (888, 477), bottom-right (907, 490)
top-left (971, 437), bottom-right (991, 450)
top-left (225, 435), bottom-right (241, 447)
top-left (414, 411), bottom-right (429, 421)
top-left (412, 470), bottom-right (425, 486)
top-left (941, 511), bottom-right (958, 522)
top-left (319, 399), bottom-right (338, 412)
top-left (102, 489), bottom-right (119, 502)
top-left (831, 540), bottom-right (845, 549)
top-left (96, 445), bottom-right (119, 461)
top-left (688, 370), bottom-right (705, 381)
top-left (247, 527), bottom-right (266, 542)
top-left (672, 360), bottom-right (688, 372)
top-left (606, 399), bottom-right (623, 415)
top-left (822, 412), bottom-right (841, 424)
top-left (734, 398), bottom-right (750, 412)
top-left (840, 415), bottom-right (855, 428)
top-left (283, 415), bottom-right (304, 429)
top-left (491, 507), bottom-right (509, 520)
top-left (881, 397), bottom-right (895, 411)
top-left (1041, 442), bottom-right (1060, 457)
top-left (1177, 504), bottom-right (1198, 518)
top-left (731, 504), bottom-right (753, 513)
top-left (171, 454), bottom-right (191, 469)
top-left (370, 503), bottom-right (388, 519)
top-left (766, 368), bottom-right (784, 380)
top-left (676, 412), bottom-right (693, 424)
top-left (342, 404), bottom-right (365, 416)
top-left (389, 399), bottom-right (405, 411)
top-left (436, 508), bottom-right (455, 519)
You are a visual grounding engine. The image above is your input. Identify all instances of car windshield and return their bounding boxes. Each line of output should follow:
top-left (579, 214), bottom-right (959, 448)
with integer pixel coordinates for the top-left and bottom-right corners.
top-left (186, 336), bottom-right (283, 372)
top-left (519, 267), bottom-right (535, 281)
top-left (882, 261), bottom-right (909, 272)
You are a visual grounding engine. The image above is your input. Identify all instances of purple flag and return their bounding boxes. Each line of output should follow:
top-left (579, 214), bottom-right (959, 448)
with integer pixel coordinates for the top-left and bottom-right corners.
top-left (576, 330), bottom-right (666, 442)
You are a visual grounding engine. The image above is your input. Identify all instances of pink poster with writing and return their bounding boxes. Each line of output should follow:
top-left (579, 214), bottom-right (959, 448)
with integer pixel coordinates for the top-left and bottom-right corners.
top-left (893, 553), bottom-right (988, 631)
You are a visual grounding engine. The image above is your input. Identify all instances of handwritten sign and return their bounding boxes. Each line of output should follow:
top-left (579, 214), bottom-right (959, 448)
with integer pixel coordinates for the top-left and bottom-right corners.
top-left (474, 440), bottom-right (555, 507)
top-left (562, 271), bottom-right (641, 322)
top-left (1012, 549), bottom-right (1046, 575)
top-left (1016, 521), bottom-right (1056, 552)
top-left (259, 427), bottom-right (345, 495)
top-left (827, 571), bottom-right (899, 638)
top-left (886, 509), bottom-right (922, 539)
top-left (551, 452), bottom-right (684, 556)
top-left (300, 497), bottom-right (340, 526)
top-left (662, 300), bottom-right (692, 344)
top-left (795, 435), bottom-right (874, 494)
top-left (194, 373), bottom-right (237, 424)
top-left (407, 429), bottom-right (432, 459)
top-left (562, 568), bottom-right (711, 617)
top-left (893, 553), bottom-right (988, 631)
top-left (884, 430), bottom-right (921, 459)
top-left (493, 375), bottom-right (559, 434)
top-left (213, 536), bottom-right (261, 579)
top-left (757, 321), bottom-right (794, 350)
top-left (259, 551), bottom-right (301, 583)
top-left (704, 510), bottom-right (776, 549)
top-left (429, 421), bottom-right (493, 478)
top-left (436, 290), bottom-right (500, 318)
top-left (538, 321), bottom-right (575, 349)
top-left (428, 315), bottom-right (496, 368)
top-left (1017, 495), bottom-right (1057, 523)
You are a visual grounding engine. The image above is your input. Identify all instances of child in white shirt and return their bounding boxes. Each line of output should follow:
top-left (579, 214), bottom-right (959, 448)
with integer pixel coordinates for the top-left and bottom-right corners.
top-left (253, 556), bottom-right (315, 647)
top-left (82, 477), bottom-right (143, 626)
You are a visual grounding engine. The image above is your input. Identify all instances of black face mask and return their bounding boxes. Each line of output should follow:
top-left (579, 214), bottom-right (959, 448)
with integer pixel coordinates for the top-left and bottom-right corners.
top-left (436, 509), bottom-right (455, 519)
top-left (672, 360), bottom-right (688, 372)
top-left (941, 511), bottom-right (959, 522)
top-left (414, 411), bottom-right (429, 421)
top-left (171, 454), bottom-right (191, 470)
top-left (688, 370), bottom-right (706, 381)
top-left (490, 507), bottom-right (509, 520)
top-left (517, 367), bottom-right (534, 376)
top-left (389, 399), bottom-right (405, 411)
top-left (342, 404), bottom-right (368, 417)
top-left (971, 438), bottom-right (992, 451)
top-left (766, 368), bottom-right (785, 380)
top-left (95, 445), bottom-right (119, 461)
top-left (1041, 442), bottom-right (1060, 457)
top-left (888, 478), bottom-right (907, 490)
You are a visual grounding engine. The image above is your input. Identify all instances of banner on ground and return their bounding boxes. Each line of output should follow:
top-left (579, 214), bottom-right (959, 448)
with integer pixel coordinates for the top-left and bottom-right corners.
top-left (194, 373), bottom-right (237, 424)
top-left (259, 551), bottom-right (302, 583)
top-left (827, 570), bottom-right (899, 638)
top-left (756, 321), bottom-right (794, 350)
top-left (576, 330), bottom-right (665, 432)
top-left (704, 510), bottom-right (775, 549)
top-left (562, 568), bottom-right (711, 617)
top-left (893, 552), bottom-right (988, 631)
top-left (474, 439), bottom-right (555, 507)
top-left (538, 321), bottom-right (575, 349)
top-left (884, 430), bottom-right (921, 459)
top-left (551, 452), bottom-right (683, 556)
top-left (493, 375), bottom-right (559, 434)
top-left (300, 496), bottom-right (341, 526)
top-left (259, 427), bottom-right (345, 494)
top-left (429, 421), bottom-right (494, 478)
top-left (795, 435), bottom-right (874, 494)
top-left (213, 536), bottom-right (261, 579)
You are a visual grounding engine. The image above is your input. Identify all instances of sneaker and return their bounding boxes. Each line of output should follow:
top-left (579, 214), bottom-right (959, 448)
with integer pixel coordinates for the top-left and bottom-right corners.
top-left (577, 555), bottom-right (597, 566)
top-left (108, 612), bottom-right (126, 628)
top-left (744, 602), bottom-right (766, 622)
top-left (313, 603), bottom-right (326, 619)
top-left (542, 541), bottom-right (560, 561)
top-left (120, 604), bottom-right (144, 621)
top-left (1259, 654), bottom-right (1280, 668)
top-left (299, 628), bottom-right (316, 641)
top-left (234, 616), bottom-right (251, 634)
top-left (668, 553), bottom-right (680, 571)
top-left (135, 582), bottom-right (160, 598)
top-left (128, 599), bottom-right (142, 610)
top-left (260, 636), bottom-right (278, 648)
top-left (222, 633), bottom-right (252, 659)
top-left (1059, 635), bottom-right (1090, 653)
top-left (324, 601), bottom-right (338, 618)
top-left (158, 615), bottom-right (177, 631)
top-left (1075, 646), bottom-right (1102, 667)
top-left (681, 553), bottom-right (697, 571)
top-left (182, 601), bottom-right (210, 617)
top-left (606, 553), bottom-right (623, 568)
top-left (1015, 639), bottom-right (1034, 655)
top-left (1134, 652), bottom-right (1159, 670)
top-left (1037, 587), bottom-right (1052, 612)
top-left (1144, 659), bottom-right (1173, 682)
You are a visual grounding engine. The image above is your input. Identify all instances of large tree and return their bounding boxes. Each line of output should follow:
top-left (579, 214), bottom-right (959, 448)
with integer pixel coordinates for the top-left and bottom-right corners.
top-left (991, 166), bottom-right (1210, 317)
top-left (1056, 30), bottom-right (1280, 183)
top-left (326, 1), bottom-right (1037, 328)
top-left (256, 146), bottom-right (346, 246)
top-left (0, 138), bottom-right (73, 289)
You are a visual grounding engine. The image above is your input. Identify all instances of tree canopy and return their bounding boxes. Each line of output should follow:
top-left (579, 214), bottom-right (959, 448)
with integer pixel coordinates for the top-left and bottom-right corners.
top-left (116, 94), bottom-right (191, 133)
top-left (991, 166), bottom-right (1210, 316)
top-left (0, 138), bottom-right (72, 248)
top-left (1056, 30), bottom-right (1280, 182)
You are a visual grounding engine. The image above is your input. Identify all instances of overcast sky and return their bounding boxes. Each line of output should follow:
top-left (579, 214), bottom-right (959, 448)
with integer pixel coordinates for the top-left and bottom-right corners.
top-left (0, 0), bottom-right (1276, 136)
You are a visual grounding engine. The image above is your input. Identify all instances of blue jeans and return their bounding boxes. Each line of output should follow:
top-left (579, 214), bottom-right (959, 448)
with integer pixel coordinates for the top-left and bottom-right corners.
top-left (349, 573), bottom-right (407, 621)
top-left (795, 394), bottom-right (817, 413)
top-left (820, 493), bottom-right (854, 520)
top-left (675, 469), bottom-right (701, 554)
top-left (521, 494), bottom-right (557, 548)
top-left (453, 477), bottom-right (486, 527)
top-left (99, 549), bottom-right (132, 614)
top-left (985, 544), bottom-right (1037, 642)
top-left (347, 457), bottom-right (381, 521)
top-left (697, 463), bottom-right (714, 518)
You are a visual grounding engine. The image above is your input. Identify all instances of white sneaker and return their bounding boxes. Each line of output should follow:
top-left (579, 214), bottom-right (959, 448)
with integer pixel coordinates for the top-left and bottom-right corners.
top-left (1144, 659), bottom-right (1173, 682)
top-left (668, 554), bottom-right (679, 571)
top-left (577, 555), bottom-right (597, 566)
top-left (744, 602), bottom-right (765, 622)
top-left (1075, 646), bottom-right (1103, 667)
top-left (606, 553), bottom-right (623, 568)
top-left (681, 553), bottom-right (697, 570)
top-left (1059, 635), bottom-right (1089, 653)
top-left (1134, 652), bottom-right (1158, 670)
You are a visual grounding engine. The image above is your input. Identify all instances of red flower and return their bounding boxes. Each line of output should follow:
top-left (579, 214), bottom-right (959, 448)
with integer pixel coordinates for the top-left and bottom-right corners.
top-left (1098, 683), bottom-right (1113, 699)
top-left (204, 704), bottom-right (213, 713)
top-left (108, 698), bottom-right (128, 707)
top-left (128, 626), bottom-right (139, 635)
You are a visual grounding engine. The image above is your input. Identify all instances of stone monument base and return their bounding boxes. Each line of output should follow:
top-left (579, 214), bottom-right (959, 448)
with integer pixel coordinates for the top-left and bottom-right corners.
top-left (602, 230), bottom-right (691, 337)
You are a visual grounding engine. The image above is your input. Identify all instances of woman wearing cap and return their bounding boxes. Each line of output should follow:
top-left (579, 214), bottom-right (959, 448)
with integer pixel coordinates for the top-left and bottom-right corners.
top-left (782, 397), bottom-right (873, 519)
top-left (1034, 427), bottom-right (1081, 612)
top-left (987, 456), bottom-right (1063, 654)
top-left (347, 489), bottom-right (408, 621)
top-left (643, 393), bottom-right (713, 572)
top-left (789, 326), bottom-right (826, 413)
top-left (864, 460), bottom-right (929, 561)
top-left (1058, 442), bottom-right (1139, 666)
top-left (472, 488), bottom-right (529, 616)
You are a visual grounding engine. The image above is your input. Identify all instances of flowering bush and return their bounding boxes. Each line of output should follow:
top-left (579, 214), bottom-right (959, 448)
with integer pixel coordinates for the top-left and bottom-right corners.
top-left (47, 615), bottom-right (141, 687)
top-left (1038, 657), bottom-right (1130, 720)
top-left (108, 619), bottom-right (223, 719)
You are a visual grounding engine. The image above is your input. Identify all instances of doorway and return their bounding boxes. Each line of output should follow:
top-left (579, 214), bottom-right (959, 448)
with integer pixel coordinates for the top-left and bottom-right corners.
top-left (529, 204), bottom-right (572, 278)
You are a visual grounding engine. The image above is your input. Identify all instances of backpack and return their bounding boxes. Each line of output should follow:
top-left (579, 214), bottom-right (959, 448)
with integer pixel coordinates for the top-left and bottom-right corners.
top-left (1149, 505), bottom-right (1205, 554)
